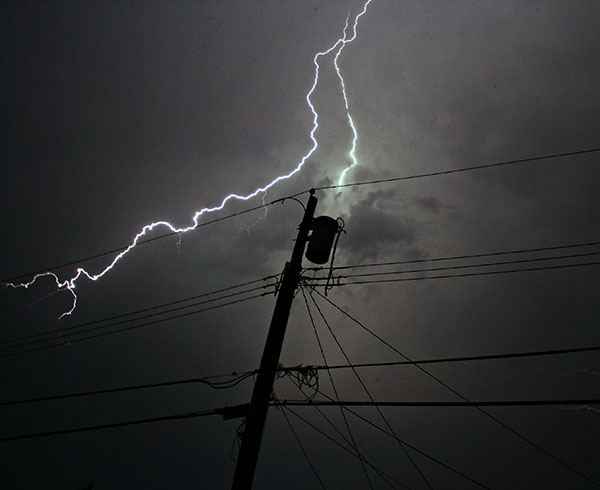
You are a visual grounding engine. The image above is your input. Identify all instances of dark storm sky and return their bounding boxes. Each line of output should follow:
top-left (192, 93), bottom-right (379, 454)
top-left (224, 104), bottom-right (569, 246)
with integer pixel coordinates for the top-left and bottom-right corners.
top-left (1, 1), bottom-right (599, 489)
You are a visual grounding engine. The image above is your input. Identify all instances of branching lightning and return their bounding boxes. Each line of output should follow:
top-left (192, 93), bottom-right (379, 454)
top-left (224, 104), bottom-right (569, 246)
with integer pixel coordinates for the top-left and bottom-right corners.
top-left (334, 3), bottom-right (372, 186)
top-left (4, 1), bottom-right (374, 317)
top-left (245, 191), bottom-right (269, 234)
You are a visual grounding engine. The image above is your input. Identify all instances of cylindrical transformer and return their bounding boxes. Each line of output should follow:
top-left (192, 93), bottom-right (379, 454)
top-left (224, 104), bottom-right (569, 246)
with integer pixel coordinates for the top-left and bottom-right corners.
top-left (305, 215), bottom-right (338, 264)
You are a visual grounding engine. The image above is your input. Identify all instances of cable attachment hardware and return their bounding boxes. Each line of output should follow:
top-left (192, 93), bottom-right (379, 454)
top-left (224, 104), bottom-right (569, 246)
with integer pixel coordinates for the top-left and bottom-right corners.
top-left (282, 364), bottom-right (320, 400)
top-left (273, 264), bottom-right (287, 296)
top-left (324, 217), bottom-right (346, 294)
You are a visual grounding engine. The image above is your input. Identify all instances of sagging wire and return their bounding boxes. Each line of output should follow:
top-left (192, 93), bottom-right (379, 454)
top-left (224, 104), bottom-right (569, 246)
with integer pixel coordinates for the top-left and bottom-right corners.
top-left (278, 364), bottom-right (320, 401)
top-left (204, 371), bottom-right (256, 390)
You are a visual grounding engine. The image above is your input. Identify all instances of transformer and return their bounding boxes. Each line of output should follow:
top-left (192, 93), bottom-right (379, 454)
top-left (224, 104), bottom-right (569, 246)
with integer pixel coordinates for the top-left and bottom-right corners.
top-left (305, 215), bottom-right (338, 264)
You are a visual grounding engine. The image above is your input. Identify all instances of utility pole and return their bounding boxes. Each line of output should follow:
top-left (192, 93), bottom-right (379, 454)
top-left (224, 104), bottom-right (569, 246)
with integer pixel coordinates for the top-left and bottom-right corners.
top-left (231, 190), bottom-right (318, 490)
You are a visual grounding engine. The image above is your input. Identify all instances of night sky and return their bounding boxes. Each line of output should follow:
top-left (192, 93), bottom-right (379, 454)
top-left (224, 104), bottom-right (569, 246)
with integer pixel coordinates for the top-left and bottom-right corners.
top-left (2, 1), bottom-right (599, 489)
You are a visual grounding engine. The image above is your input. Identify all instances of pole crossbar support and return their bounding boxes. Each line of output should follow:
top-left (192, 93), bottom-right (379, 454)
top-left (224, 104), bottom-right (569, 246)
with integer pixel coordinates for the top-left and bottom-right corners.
top-left (218, 404), bottom-right (251, 420)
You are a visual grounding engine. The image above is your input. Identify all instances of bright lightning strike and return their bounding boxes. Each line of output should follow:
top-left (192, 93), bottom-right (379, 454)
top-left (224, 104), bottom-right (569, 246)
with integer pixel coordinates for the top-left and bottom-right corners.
top-left (4, 1), bottom-right (374, 318)
top-left (336, 1), bottom-right (373, 186)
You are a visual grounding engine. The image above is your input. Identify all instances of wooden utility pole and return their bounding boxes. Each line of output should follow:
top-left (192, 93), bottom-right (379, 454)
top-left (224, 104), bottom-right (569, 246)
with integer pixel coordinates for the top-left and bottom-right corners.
top-left (231, 190), bottom-right (318, 490)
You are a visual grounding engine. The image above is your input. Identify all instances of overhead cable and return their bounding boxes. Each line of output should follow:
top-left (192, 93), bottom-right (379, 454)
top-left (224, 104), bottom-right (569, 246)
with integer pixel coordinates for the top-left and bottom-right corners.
top-left (0, 408), bottom-right (221, 442)
top-left (5, 397), bottom-right (597, 444)
top-left (1, 194), bottom-right (306, 283)
top-left (5, 147), bottom-right (597, 283)
top-left (311, 386), bottom-right (493, 490)
top-left (1, 283), bottom-right (276, 353)
top-left (1, 372), bottom-right (255, 407)
top-left (309, 288), bottom-right (600, 487)
top-left (281, 374), bottom-right (400, 490)
top-left (316, 251), bottom-right (600, 280)
top-left (274, 399), bottom-right (600, 408)
top-left (284, 406), bottom-right (414, 490)
top-left (314, 147), bottom-right (600, 191)
top-left (313, 251), bottom-right (600, 280)
top-left (0, 292), bottom-right (272, 360)
top-left (272, 392), bottom-right (328, 490)
top-left (307, 240), bottom-right (600, 272)
top-left (299, 287), bottom-right (375, 489)
top-left (305, 287), bottom-right (434, 490)
top-left (309, 261), bottom-right (600, 287)
top-left (7, 346), bottom-right (598, 405)
top-left (1, 276), bottom-right (277, 348)
top-left (281, 344), bottom-right (600, 373)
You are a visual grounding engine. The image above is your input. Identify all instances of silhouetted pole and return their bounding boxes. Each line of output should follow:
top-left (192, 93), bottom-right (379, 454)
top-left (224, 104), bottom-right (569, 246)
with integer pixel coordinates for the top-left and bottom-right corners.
top-left (231, 190), bottom-right (318, 490)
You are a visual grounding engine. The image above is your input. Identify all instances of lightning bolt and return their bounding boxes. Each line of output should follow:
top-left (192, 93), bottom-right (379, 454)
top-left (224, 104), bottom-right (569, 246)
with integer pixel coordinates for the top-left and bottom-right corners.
top-left (335, 2), bottom-right (372, 186)
top-left (246, 192), bottom-right (269, 234)
top-left (4, 1), bottom-right (374, 318)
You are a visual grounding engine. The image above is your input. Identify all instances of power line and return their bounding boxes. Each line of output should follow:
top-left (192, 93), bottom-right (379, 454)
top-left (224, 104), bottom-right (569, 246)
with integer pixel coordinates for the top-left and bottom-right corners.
top-left (308, 260), bottom-right (600, 286)
top-left (0, 292), bottom-right (272, 360)
top-left (1, 285), bottom-right (276, 353)
top-left (281, 374), bottom-right (401, 490)
top-left (272, 392), bottom-right (328, 490)
top-left (283, 406), bottom-right (414, 490)
top-left (299, 287), bottom-right (376, 490)
top-left (9, 342), bottom-right (595, 406)
top-left (1, 282), bottom-right (277, 353)
top-left (25, 240), bottom-right (584, 348)
top-left (305, 287), bottom-right (435, 490)
top-left (5, 147), bottom-right (597, 283)
top-left (303, 375), bottom-right (494, 490)
top-left (307, 240), bottom-right (600, 272)
top-left (0, 408), bottom-right (221, 442)
top-left (322, 251), bottom-right (600, 280)
top-left (280, 344), bottom-right (600, 373)
top-left (341, 404), bottom-right (493, 490)
top-left (1, 275), bottom-right (278, 347)
top-left (281, 364), bottom-right (405, 489)
top-left (274, 399), bottom-right (600, 408)
top-left (1, 372), bottom-right (255, 407)
top-left (1, 192), bottom-right (307, 283)
top-left (5, 396), bottom-right (597, 443)
top-left (309, 288), bottom-right (600, 487)
top-left (314, 147), bottom-right (600, 192)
